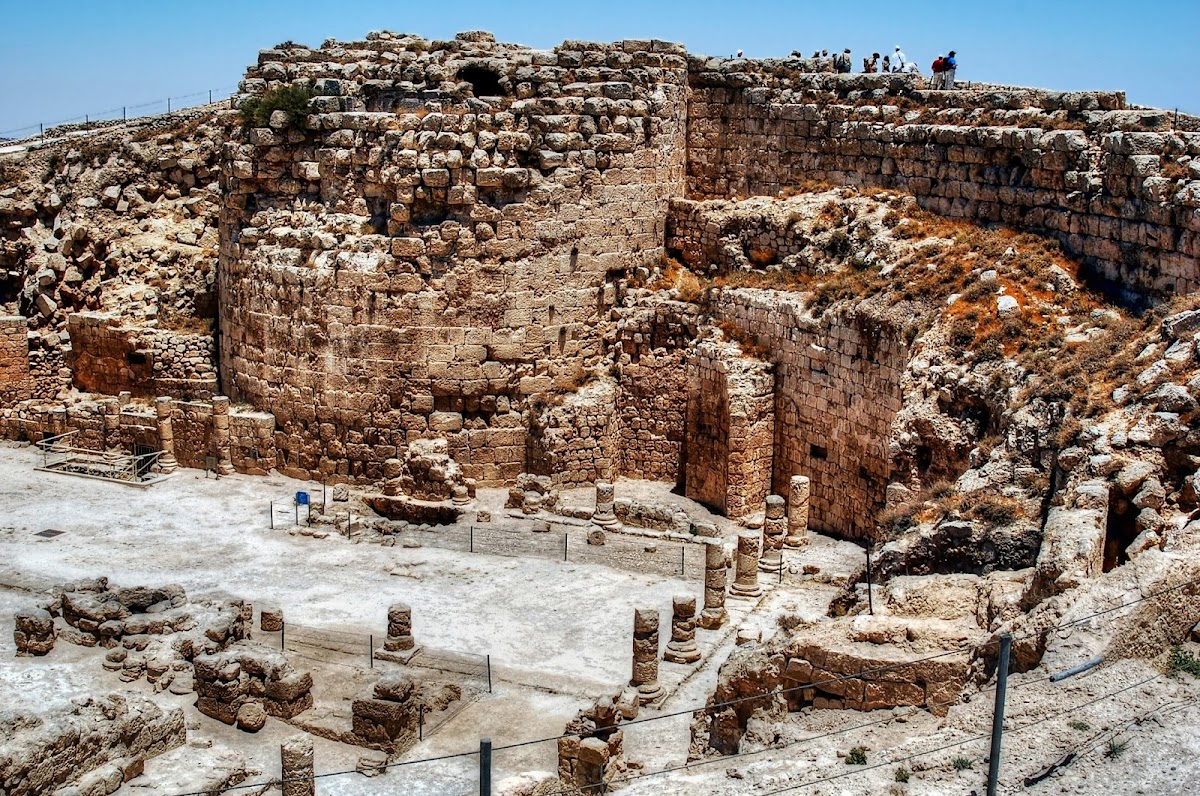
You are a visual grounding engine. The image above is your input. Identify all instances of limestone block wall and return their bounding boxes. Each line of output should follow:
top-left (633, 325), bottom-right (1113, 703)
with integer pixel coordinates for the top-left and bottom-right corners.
top-left (527, 379), bottom-right (619, 487)
top-left (0, 315), bottom-right (31, 408)
top-left (219, 33), bottom-right (689, 485)
top-left (715, 289), bottom-right (907, 538)
top-left (0, 694), bottom-right (185, 796)
top-left (686, 68), bottom-right (1200, 298)
top-left (612, 301), bottom-right (699, 481)
top-left (1, 396), bottom-right (276, 474)
top-left (67, 312), bottom-right (218, 399)
top-left (684, 338), bottom-right (774, 518)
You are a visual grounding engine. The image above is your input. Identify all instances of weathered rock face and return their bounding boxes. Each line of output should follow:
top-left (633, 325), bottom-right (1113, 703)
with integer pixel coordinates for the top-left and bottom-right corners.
top-left (13, 607), bottom-right (55, 656)
top-left (0, 694), bottom-right (185, 796)
top-left (693, 611), bottom-right (976, 756)
top-left (0, 107), bottom-right (225, 403)
top-left (193, 641), bottom-right (314, 726)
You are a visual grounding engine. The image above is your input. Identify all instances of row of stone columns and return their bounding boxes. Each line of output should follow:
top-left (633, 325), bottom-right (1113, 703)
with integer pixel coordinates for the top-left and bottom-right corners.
top-left (628, 475), bottom-right (812, 704)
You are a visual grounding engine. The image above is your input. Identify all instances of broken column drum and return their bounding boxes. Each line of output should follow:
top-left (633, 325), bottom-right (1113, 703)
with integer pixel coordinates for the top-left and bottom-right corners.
top-left (760, 495), bottom-right (786, 573)
top-left (663, 594), bottom-right (701, 664)
top-left (699, 539), bottom-right (729, 630)
top-left (592, 481), bottom-right (619, 528)
top-left (281, 735), bottom-right (315, 796)
top-left (630, 608), bottom-right (665, 703)
top-left (382, 458), bottom-right (403, 497)
top-left (155, 396), bottom-right (178, 473)
top-left (786, 475), bottom-right (811, 548)
top-left (385, 603), bottom-right (414, 651)
top-left (261, 606), bottom-right (284, 633)
top-left (729, 530), bottom-right (763, 598)
top-left (211, 395), bottom-right (235, 476)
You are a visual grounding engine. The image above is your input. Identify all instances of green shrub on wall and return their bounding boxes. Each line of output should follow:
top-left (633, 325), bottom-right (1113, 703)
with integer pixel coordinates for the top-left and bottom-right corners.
top-left (238, 86), bottom-right (315, 130)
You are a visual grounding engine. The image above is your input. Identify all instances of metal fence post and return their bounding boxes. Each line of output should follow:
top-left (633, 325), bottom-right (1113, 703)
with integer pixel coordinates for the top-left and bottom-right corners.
top-left (369, 634), bottom-right (374, 668)
top-left (479, 737), bottom-right (493, 796)
top-left (563, 532), bottom-right (568, 562)
top-left (986, 633), bottom-right (1013, 796)
top-left (280, 620), bottom-right (286, 651)
top-left (470, 525), bottom-right (474, 553)
top-left (270, 501), bottom-right (274, 530)
top-left (680, 545), bottom-right (685, 576)
top-left (486, 654), bottom-right (492, 693)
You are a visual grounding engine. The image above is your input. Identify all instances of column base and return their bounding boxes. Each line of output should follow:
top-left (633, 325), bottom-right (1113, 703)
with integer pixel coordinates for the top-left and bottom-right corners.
top-left (784, 536), bottom-right (810, 549)
top-left (729, 583), bottom-right (763, 599)
top-left (664, 643), bottom-right (701, 664)
top-left (634, 682), bottom-right (665, 704)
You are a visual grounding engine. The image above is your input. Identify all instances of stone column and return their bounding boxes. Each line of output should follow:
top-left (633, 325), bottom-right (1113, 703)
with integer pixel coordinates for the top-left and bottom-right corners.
top-left (729, 531), bottom-right (763, 599)
top-left (663, 594), bottom-right (700, 664)
top-left (280, 735), bottom-right (315, 796)
top-left (592, 481), bottom-right (619, 528)
top-left (699, 541), bottom-right (728, 630)
top-left (382, 458), bottom-right (403, 497)
top-left (385, 603), bottom-right (413, 651)
top-left (630, 608), bottom-right (664, 703)
top-left (452, 484), bottom-right (471, 506)
top-left (261, 607), bottom-right (283, 632)
top-left (786, 475), bottom-right (811, 548)
top-left (101, 399), bottom-right (120, 451)
top-left (760, 495), bottom-right (786, 573)
top-left (155, 396), bottom-right (178, 473)
top-left (211, 396), bottom-right (235, 476)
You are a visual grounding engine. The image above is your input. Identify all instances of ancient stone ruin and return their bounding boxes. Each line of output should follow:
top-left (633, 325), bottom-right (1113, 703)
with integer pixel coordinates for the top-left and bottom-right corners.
top-left (3, 23), bottom-right (1200, 796)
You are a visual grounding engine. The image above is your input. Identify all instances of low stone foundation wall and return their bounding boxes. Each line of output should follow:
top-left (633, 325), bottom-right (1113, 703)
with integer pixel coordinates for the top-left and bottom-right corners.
top-left (0, 694), bottom-right (185, 796)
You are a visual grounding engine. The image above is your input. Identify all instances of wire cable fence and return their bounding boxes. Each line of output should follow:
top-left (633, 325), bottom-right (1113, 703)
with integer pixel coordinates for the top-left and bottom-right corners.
top-left (152, 576), bottom-right (1200, 796)
top-left (405, 520), bottom-right (707, 579)
top-left (0, 85), bottom-right (241, 143)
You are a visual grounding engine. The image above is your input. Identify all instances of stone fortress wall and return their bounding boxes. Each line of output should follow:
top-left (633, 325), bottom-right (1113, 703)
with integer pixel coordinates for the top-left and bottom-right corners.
top-left (3, 32), bottom-right (1200, 536)
top-left (218, 31), bottom-right (690, 484)
top-left (685, 64), bottom-right (1200, 299)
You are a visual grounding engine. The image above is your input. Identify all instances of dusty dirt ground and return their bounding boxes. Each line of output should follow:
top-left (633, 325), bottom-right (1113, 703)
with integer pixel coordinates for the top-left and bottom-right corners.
top-left (2, 439), bottom-right (1198, 795)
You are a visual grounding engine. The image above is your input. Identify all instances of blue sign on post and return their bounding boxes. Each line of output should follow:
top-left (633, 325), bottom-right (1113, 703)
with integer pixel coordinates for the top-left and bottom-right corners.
top-left (295, 491), bottom-right (309, 506)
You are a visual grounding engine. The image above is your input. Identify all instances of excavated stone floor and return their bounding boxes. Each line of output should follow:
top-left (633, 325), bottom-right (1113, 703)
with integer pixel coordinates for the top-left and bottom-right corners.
top-left (5, 439), bottom-right (1200, 795)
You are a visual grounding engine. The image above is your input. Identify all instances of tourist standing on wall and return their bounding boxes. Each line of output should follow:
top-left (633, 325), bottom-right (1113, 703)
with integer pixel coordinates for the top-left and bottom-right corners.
top-left (893, 45), bottom-right (907, 73)
top-left (943, 51), bottom-right (958, 89)
top-left (834, 48), bottom-right (852, 73)
top-left (882, 55), bottom-right (892, 73)
top-left (864, 53), bottom-right (880, 73)
top-left (930, 55), bottom-right (946, 89)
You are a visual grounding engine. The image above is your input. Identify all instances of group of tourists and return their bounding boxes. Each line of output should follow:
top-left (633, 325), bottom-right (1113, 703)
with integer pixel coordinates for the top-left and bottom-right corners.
top-left (825, 45), bottom-right (960, 89)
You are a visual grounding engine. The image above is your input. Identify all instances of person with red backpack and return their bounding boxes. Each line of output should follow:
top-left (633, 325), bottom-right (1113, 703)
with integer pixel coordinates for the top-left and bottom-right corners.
top-left (930, 54), bottom-right (947, 89)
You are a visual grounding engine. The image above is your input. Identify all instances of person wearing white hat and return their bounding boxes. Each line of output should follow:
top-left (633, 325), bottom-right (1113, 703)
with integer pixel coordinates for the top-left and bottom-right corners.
top-left (893, 45), bottom-right (908, 73)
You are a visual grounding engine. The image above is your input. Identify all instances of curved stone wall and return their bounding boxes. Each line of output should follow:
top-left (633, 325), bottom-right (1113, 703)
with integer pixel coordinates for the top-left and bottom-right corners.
top-left (219, 33), bottom-right (688, 482)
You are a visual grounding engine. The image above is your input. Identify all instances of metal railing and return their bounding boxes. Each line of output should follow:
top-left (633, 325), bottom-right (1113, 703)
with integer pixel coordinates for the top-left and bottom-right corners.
top-left (34, 431), bottom-right (165, 484)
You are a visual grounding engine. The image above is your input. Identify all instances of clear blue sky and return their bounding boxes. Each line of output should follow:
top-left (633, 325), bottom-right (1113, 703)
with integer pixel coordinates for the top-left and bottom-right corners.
top-left (2, 0), bottom-right (1197, 135)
